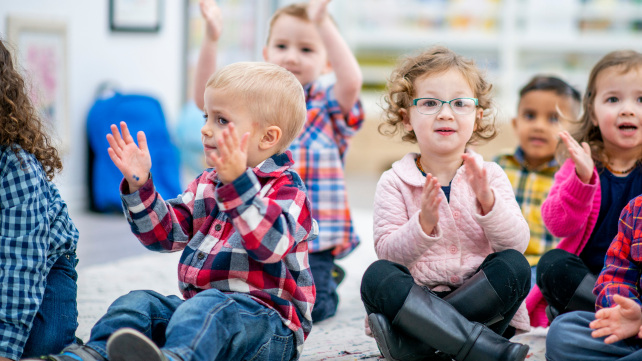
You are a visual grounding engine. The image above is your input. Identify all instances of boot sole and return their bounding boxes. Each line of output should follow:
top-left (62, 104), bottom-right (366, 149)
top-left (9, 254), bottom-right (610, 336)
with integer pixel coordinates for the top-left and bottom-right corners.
top-left (368, 314), bottom-right (402, 361)
top-left (107, 328), bottom-right (167, 361)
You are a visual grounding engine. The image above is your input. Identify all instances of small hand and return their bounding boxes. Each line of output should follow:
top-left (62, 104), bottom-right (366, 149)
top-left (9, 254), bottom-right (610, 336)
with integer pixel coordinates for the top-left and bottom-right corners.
top-left (590, 294), bottom-right (642, 344)
top-left (462, 153), bottom-right (494, 215)
top-left (208, 122), bottom-right (250, 185)
top-left (200, 0), bottom-right (223, 41)
top-left (559, 130), bottom-right (594, 184)
top-left (106, 122), bottom-right (151, 193)
top-left (307, 0), bottom-right (332, 25)
top-left (419, 174), bottom-right (441, 235)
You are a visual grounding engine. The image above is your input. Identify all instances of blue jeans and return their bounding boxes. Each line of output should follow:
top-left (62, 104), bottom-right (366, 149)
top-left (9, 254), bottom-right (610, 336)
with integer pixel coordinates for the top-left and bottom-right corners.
top-left (531, 265), bottom-right (537, 290)
top-left (309, 249), bottom-right (338, 322)
top-left (22, 252), bottom-right (79, 358)
top-left (546, 311), bottom-right (642, 361)
top-left (85, 289), bottom-right (297, 361)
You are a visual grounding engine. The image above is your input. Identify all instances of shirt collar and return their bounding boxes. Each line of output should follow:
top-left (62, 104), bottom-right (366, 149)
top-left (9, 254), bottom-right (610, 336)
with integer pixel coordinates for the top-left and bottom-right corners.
top-left (208, 151), bottom-right (294, 183)
top-left (511, 146), bottom-right (558, 171)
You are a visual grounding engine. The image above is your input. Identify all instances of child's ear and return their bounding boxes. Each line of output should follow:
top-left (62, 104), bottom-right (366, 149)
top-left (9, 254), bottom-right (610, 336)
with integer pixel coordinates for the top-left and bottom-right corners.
top-left (511, 117), bottom-right (517, 130)
top-left (262, 46), bottom-right (268, 62)
top-left (259, 125), bottom-right (283, 151)
top-left (400, 108), bottom-right (412, 131)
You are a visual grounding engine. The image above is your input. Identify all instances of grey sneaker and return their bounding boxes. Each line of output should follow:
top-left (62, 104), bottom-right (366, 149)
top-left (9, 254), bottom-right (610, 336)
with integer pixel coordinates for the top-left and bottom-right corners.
top-left (21, 344), bottom-right (106, 361)
top-left (106, 328), bottom-right (171, 361)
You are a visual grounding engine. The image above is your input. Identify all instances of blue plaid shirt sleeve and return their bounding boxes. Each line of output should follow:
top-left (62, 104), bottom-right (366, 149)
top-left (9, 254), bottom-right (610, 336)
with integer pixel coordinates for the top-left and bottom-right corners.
top-left (0, 151), bottom-right (55, 359)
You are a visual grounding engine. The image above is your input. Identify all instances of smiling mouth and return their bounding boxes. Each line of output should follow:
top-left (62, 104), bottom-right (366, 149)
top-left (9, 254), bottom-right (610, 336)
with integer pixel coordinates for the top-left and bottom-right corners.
top-left (436, 129), bottom-right (456, 134)
top-left (619, 124), bottom-right (638, 131)
top-left (529, 137), bottom-right (548, 144)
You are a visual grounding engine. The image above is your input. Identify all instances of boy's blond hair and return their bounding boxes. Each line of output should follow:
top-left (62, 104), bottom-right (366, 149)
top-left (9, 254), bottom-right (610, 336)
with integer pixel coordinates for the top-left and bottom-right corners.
top-left (206, 62), bottom-right (306, 153)
top-left (380, 46), bottom-right (497, 145)
top-left (266, 3), bottom-right (336, 44)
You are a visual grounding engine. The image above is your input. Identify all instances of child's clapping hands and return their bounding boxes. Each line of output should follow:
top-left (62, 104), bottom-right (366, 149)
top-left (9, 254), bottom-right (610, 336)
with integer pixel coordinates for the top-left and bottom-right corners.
top-left (462, 153), bottom-right (495, 215)
top-left (560, 130), bottom-right (594, 184)
top-left (207, 122), bottom-right (250, 185)
top-left (107, 122), bottom-right (152, 193)
top-left (419, 174), bottom-right (441, 235)
top-left (200, 0), bottom-right (223, 42)
top-left (590, 294), bottom-right (642, 344)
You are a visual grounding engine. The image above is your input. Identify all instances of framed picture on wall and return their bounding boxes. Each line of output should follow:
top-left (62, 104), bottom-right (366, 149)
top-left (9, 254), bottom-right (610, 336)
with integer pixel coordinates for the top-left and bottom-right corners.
top-left (110, 0), bottom-right (162, 32)
top-left (7, 16), bottom-right (70, 153)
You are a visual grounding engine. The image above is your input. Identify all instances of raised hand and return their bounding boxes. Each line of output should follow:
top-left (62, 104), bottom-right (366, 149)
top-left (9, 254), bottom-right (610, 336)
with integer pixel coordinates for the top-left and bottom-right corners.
top-left (590, 294), bottom-right (642, 344)
top-left (106, 122), bottom-right (151, 193)
top-left (208, 122), bottom-right (250, 185)
top-left (419, 174), bottom-right (441, 235)
top-left (200, 0), bottom-right (223, 41)
top-left (307, 0), bottom-right (332, 25)
top-left (462, 153), bottom-right (494, 215)
top-left (559, 130), bottom-right (594, 184)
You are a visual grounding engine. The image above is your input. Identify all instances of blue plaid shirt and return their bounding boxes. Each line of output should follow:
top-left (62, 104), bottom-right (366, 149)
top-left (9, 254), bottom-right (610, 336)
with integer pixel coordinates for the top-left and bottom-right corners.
top-left (0, 146), bottom-right (78, 360)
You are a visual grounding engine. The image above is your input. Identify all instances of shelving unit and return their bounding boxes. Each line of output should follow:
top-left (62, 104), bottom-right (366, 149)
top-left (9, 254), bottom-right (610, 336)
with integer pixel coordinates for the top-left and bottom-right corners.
top-left (336, 0), bottom-right (642, 112)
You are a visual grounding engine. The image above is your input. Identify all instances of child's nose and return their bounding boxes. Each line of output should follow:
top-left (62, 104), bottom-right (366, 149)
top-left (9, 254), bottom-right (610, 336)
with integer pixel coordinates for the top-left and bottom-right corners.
top-left (437, 104), bottom-right (455, 119)
top-left (284, 49), bottom-right (298, 64)
top-left (201, 125), bottom-right (213, 138)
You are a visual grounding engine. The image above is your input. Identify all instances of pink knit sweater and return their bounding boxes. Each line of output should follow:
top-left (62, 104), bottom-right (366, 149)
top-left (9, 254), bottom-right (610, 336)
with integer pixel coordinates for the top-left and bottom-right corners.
top-left (525, 158), bottom-right (601, 327)
top-left (371, 150), bottom-right (531, 332)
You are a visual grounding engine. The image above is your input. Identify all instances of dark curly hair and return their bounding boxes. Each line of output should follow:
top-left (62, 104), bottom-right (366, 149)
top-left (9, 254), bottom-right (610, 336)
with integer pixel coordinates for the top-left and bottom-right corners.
top-left (379, 46), bottom-right (497, 145)
top-left (0, 39), bottom-right (62, 180)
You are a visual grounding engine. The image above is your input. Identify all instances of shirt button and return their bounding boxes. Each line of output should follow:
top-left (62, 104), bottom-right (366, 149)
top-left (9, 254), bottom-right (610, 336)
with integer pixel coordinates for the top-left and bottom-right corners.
top-left (453, 211), bottom-right (460, 220)
top-left (449, 246), bottom-right (458, 254)
top-left (215, 224), bottom-right (222, 231)
top-left (450, 275), bottom-right (459, 283)
top-left (197, 253), bottom-right (205, 260)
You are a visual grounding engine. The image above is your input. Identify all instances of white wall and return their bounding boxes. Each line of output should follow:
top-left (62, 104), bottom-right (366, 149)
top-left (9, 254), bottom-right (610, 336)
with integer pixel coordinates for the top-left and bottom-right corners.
top-left (0, 0), bottom-right (185, 210)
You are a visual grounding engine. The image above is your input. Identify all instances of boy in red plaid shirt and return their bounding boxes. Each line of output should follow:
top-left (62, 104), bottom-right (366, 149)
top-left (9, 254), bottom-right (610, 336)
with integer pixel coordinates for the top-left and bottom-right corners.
top-left (546, 196), bottom-right (642, 360)
top-left (29, 63), bottom-right (317, 361)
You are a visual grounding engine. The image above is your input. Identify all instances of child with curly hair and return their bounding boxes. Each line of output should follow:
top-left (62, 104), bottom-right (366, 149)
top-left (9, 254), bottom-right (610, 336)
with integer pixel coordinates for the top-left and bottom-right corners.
top-left (0, 39), bottom-right (79, 360)
top-left (360, 46), bottom-right (532, 361)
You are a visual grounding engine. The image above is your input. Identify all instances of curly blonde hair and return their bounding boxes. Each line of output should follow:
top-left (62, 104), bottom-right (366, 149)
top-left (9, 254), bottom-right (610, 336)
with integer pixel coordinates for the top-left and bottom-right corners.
top-left (0, 39), bottom-right (62, 180)
top-left (380, 46), bottom-right (497, 145)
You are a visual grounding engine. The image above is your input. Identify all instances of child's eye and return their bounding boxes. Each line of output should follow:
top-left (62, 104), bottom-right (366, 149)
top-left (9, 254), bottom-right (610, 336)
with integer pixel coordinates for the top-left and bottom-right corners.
top-left (301, 47), bottom-right (313, 53)
top-left (606, 96), bottom-right (619, 103)
top-left (549, 115), bottom-right (559, 123)
top-left (637, 97), bottom-right (642, 103)
top-left (276, 44), bottom-right (286, 50)
top-left (203, 113), bottom-right (208, 122)
top-left (423, 99), bottom-right (439, 107)
top-left (217, 117), bottom-right (229, 126)
top-left (524, 112), bottom-right (535, 120)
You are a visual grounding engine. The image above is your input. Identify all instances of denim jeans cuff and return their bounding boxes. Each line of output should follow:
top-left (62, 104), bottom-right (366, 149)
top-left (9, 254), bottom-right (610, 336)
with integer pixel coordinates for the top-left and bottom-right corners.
top-left (85, 344), bottom-right (108, 360)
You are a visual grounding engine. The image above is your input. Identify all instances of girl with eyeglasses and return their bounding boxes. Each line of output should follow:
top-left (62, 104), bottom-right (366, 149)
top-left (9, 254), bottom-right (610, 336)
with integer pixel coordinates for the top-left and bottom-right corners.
top-left (359, 46), bottom-right (532, 361)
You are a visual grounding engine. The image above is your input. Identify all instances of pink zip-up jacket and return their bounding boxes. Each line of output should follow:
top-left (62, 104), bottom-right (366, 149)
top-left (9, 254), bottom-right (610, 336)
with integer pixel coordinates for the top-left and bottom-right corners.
top-left (526, 158), bottom-right (601, 327)
top-left (370, 150), bottom-right (531, 333)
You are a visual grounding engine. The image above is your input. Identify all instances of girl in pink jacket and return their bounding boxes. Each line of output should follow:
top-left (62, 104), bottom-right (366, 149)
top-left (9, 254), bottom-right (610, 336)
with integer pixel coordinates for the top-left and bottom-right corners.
top-left (360, 46), bottom-right (531, 361)
top-left (527, 50), bottom-right (642, 329)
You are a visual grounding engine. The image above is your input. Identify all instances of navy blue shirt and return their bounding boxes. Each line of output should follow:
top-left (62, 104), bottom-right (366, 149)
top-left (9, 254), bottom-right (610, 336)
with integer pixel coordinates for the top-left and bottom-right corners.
top-left (580, 167), bottom-right (642, 274)
top-left (442, 184), bottom-right (451, 203)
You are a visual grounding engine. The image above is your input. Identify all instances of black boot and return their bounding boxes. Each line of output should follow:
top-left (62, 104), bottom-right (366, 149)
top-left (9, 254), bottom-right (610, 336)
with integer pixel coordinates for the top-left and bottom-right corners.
top-left (368, 313), bottom-right (449, 361)
top-left (392, 284), bottom-right (528, 361)
top-left (443, 270), bottom-right (504, 326)
top-left (546, 273), bottom-right (597, 323)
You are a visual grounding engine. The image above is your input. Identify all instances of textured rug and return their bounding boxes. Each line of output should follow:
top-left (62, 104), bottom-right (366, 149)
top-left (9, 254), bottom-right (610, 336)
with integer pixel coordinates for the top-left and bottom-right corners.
top-left (75, 209), bottom-right (547, 360)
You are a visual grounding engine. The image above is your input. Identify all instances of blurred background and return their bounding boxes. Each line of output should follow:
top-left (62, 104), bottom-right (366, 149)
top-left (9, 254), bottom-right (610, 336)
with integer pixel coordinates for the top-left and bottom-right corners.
top-left (1, 0), bottom-right (642, 265)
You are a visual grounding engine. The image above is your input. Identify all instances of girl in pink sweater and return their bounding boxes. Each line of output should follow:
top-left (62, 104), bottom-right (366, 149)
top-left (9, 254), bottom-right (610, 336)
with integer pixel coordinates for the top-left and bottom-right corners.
top-left (360, 46), bottom-right (531, 361)
top-left (527, 50), bottom-right (642, 329)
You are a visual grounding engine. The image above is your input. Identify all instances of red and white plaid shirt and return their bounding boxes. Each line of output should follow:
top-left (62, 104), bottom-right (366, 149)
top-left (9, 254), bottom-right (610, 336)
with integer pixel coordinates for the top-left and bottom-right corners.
top-left (119, 151), bottom-right (317, 355)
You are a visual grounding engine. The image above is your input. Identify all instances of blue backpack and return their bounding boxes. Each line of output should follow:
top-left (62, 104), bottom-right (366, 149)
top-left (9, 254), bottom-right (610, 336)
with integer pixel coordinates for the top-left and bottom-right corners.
top-left (87, 92), bottom-right (182, 212)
